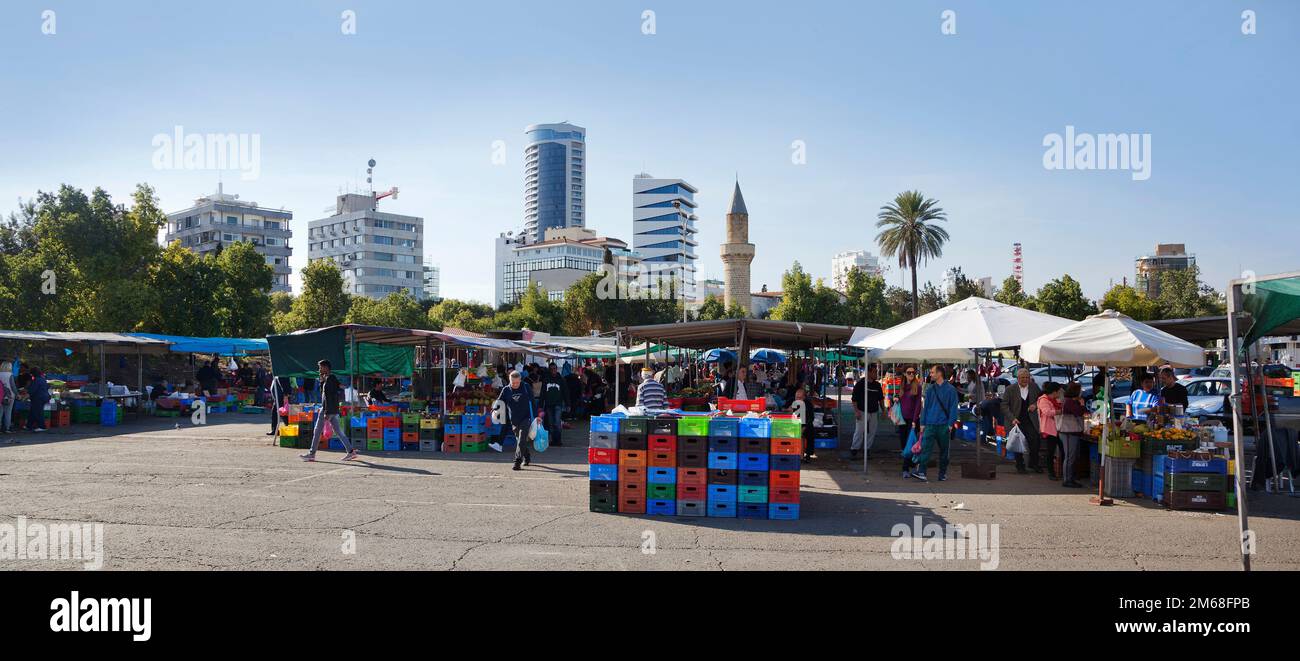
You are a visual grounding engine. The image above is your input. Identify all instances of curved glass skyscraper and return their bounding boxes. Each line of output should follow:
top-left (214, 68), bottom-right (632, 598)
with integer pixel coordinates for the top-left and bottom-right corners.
top-left (523, 122), bottom-right (585, 243)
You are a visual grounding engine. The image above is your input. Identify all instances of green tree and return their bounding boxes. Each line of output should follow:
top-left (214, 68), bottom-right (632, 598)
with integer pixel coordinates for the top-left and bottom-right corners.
top-left (695, 294), bottom-right (746, 321)
top-left (346, 291), bottom-right (427, 328)
top-left (842, 268), bottom-right (892, 328)
top-left (427, 298), bottom-right (496, 332)
top-left (270, 291), bottom-right (294, 316)
top-left (884, 285), bottom-right (913, 322)
top-left (143, 242), bottom-right (223, 335)
top-left (214, 240), bottom-right (274, 337)
top-left (875, 190), bottom-right (949, 318)
top-left (273, 260), bottom-right (350, 333)
top-left (994, 276), bottom-right (1034, 309)
top-left (1034, 274), bottom-right (1094, 320)
top-left (1156, 265), bottom-right (1226, 319)
top-left (769, 262), bottom-right (814, 322)
top-left (1098, 284), bottom-right (1160, 320)
top-left (948, 267), bottom-right (986, 302)
top-left (918, 282), bottom-right (946, 314)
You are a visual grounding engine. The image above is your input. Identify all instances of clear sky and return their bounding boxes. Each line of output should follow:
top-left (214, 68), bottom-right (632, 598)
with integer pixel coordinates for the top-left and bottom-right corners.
top-left (1, 0), bottom-right (1295, 305)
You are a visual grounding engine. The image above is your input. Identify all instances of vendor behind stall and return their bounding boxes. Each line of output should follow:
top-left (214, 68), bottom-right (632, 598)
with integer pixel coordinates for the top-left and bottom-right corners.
top-left (1157, 367), bottom-right (1188, 409)
top-left (367, 383), bottom-right (392, 405)
top-left (1127, 373), bottom-right (1158, 420)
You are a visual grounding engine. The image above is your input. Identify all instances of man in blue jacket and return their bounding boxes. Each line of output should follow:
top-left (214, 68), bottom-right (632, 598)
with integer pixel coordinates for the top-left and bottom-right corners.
top-left (497, 370), bottom-right (543, 471)
top-left (25, 367), bottom-right (51, 432)
top-left (911, 364), bottom-right (959, 482)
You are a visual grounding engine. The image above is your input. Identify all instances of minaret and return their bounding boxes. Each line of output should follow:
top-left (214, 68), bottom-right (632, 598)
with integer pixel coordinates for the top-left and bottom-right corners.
top-left (720, 181), bottom-right (755, 315)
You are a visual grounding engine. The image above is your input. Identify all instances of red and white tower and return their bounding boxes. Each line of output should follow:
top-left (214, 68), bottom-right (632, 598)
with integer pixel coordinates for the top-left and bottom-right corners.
top-left (1012, 242), bottom-right (1024, 285)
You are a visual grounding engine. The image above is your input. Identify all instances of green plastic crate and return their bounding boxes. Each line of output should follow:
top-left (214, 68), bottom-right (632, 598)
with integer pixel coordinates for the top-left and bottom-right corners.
top-left (771, 419), bottom-right (802, 439)
top-left (677, 417), bottom-right (709, 436)
top-left (461, 441), bottom-right (486, 453)
top-left (278, 435), bottom-right (297, 448)
top-left (366, 438), bottom-right (383, 451)
top-left (1169, 473), bottom-right (1227, 492)
top-left (402, 413), bottom-right (421, 425)
top-left (646, 483), bottom-right (676, 500)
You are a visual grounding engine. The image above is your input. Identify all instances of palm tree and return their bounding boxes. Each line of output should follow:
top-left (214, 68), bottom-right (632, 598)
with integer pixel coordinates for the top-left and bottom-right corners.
top-left (875, 190), bottom-right (949, 318)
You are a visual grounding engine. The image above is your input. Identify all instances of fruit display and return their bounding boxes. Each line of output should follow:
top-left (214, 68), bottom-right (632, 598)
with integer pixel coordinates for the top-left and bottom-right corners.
top-left (1144, 427), bottom-right (1196, 442)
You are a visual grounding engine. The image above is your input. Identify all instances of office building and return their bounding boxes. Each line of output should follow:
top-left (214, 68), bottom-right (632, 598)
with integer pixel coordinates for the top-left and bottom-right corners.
top-left (1135, 243), bottom-right (1195, 299)
top-left (496, 227), bottom-right (639, 305)
top-left (831, 250), bottom-right (880, 290)
top-left (524, 122), bottom-right (586, 243)
top-left (307, 191), bottom-right (424, 299)
top-left (423, 262), bottom-right (440, 301)
top-left (164, 184), bottom-right (293, 292)
top-left (632, 173), bottom-right (699, 301)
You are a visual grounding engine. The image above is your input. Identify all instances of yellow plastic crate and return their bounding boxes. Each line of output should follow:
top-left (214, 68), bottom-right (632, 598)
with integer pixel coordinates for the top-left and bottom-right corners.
top-left (279, 424), bottom-right (299, 437)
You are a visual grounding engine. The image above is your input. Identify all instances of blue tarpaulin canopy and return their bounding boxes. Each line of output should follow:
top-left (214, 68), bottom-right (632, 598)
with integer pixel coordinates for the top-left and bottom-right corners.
top-left (125, 333), bottom-right (269, 356)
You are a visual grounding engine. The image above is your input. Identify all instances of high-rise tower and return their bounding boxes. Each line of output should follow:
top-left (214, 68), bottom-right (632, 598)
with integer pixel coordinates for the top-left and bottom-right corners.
top-left (720, 181), bottom-right (755, 314)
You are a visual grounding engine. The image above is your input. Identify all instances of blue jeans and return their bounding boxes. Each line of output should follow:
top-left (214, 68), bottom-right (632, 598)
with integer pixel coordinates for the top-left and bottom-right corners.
top-left (27, 398), bottom-right (49, 429)
top-left (546, 405), bottom-right (563, 445)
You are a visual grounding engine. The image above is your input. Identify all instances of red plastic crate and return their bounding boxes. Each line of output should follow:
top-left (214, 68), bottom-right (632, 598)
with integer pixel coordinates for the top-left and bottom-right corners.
top-left (648, 451), bottom-right (676, 468)
top-left (619, 465), bottom-right (648, 484)
top-left (381, 417), bottom-right (400, 428)
top-left (401, 432), bottom-right (418, 443)
top-left (677, 467), bottom-right (708, 486)
top-left (770, 486), bottom-right (800, 503)
top-left (442, 440), bottom-right (460, 453)
top-left (443, 433), bottom-right (463, 444)
top-left (618, 450), bottom-right (646, 467)
top-left (588, 447), bottom-right (618, 465)
top-left (617, 495), bottom-right (646, 514)
top-left (771, 438), bottom-right (801, 455)
top-left (718, 397), bottom-right (765, 413)
top-left (769, 470), bottom-right (800, 489)
top-left (619, 482), bottom-right (646, 500)
top-left (462, 433), bottom-right (485, 444)
top-left (677, 483), bottom-right (707, 501)
top-left (648, 435), bottom-right (677, 453)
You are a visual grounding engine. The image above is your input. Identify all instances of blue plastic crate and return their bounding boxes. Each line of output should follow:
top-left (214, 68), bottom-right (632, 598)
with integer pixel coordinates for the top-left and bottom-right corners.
top-left (462, 423), bottom-right (484, 435)
top-left (708, 418), bottom-right (739, 437)
top-left (444, 423), bottom-right (463, 435)
top-left (383, 428), bottom-right (401, 442)
top-left (382, 437), bottom-right (400, 451)
top-left (590, 415), bottom-right (621, 434)
top-left (737, 503), bottom-right (768, 519)
top-left (707, 501), bottom-right (737, 518)
top-left (647, 499), bottom-right (676, 516)
top-left (589, 464), bottom-right (618, 481)
top-left (707, 437), bottom-right (738, 453)
top-left (708, 452), bottom-right (738, 470)
top-left (401, 442), bottom-right (420, 452)
top-left (1132, 468), bottom-right (1152, 496)
top-left (814, 438), bottom-right (837, 449)
top-left (328, 438), bottom-right (345, 451)
top-left (739, 470), bottom-right (768, 486)
top-left (738, 453), bottom-right (770, 471)
top-left (768, 503), bottom-right (800, 520)
top-left (647, 467), bottom-right (677, 484)
top-left (770, 455), bottom-right (801, 471)
top-left (707, 484), bottom-right (737, 502)
top-left (1167, 456), bottom-right (1227, 475)
top-left (738, 417), bottom-right (772, 438)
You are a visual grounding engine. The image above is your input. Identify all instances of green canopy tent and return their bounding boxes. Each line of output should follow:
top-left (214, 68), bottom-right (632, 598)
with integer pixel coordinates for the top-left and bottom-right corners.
top-left (1224, 271), bottom-right (1300, 571)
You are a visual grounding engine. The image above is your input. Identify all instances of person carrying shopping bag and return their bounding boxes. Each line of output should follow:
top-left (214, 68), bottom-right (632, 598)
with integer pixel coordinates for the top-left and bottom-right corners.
top-left (908, 365), bottom-right (959, 482)
top-left (497, 370), bottom-right (543, 471)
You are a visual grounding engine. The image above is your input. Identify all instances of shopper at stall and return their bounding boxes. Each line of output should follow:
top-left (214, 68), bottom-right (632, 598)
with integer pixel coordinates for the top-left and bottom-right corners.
top-left (1128, 373), bottom-right (1157, 421)
top-left (300, 360), bottom-right (358, 462)
top-left (268, 376), bottom-right (291, 436)
top-left (1058, 382), bottom-right (1087, 488)
top-left (0, 361), bottom-right (15, 436)
top-left (196, 360), bottom-right (220, 397)
top-left (1037, 382), bottom-right (1064, 480)
top-left (910, 365), bottom-right (959, 482)
top-left (636, 367), bottom-right (666, 411)
top-left (498, 370), bottom-right (543, 471)
top-left (1157, 367), bottom-right (1189, 409)
top-left (542, 363), bottom-right (566, 447)
top-left (1001, 368), bottom-right (1043, 474)
top-left (849, 364), bottom-right (883, 467)
top-left (25, 367), bottom-right (50, 433)
top-left (894, 366), bottom-right (923, 476)
top-left (789, 385), bottom-right (817, 461)
top-left (300, 376), bottom-right (316, 404)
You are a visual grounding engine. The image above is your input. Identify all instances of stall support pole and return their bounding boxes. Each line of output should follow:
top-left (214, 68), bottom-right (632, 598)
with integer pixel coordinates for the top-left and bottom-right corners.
top-left (1249, 345), bottom-right (1281, 492)
top-left (440, 342), bottom-right (447, 414)
top-left (98, 344), bottom-right (106, 393)
top-left (614, 331), bottom-right (622, 409)
top-left (1090, 362), bottom-right (1114, 506)
top-left (1225, 294), bottom-right (1252, 572)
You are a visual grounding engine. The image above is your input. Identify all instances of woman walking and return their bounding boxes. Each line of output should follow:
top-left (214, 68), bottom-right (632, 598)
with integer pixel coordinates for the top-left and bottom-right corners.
top-left (893, 366), bottom-right (923, 477)
top-left (1058, 382), bottom-right (1087, 488)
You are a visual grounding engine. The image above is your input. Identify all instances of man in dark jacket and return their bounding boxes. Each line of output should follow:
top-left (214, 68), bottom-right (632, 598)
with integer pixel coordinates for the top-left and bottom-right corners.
top-left (25, 368), bottom-right (50, 432)
top-left (542, 363), bottom-right (566, 447)
top-left (300, 360), bottom-right (357, 462)
top-left (1000, 370), bottom-right (1043, 474)
top-left (268, 376), bottom-right (291, 437)
top-left (498, 370), bottom-right (543, 471)
top-left (196, 360), bottom-right (220, 397)
top-left (849, 364), bottom-right (884, 468)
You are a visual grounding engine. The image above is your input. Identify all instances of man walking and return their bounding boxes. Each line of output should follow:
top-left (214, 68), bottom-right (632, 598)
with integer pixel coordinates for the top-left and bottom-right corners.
top-left (849, 364), bottom-right (884, 473)
top-left (910, 365), bottom-right (959, 482)
top-left (300, 360), bottom-right (358, 462)
top-left (267, 375), bottom-right (291, 437)
top-left (25, 368), bottom-right (50, 433)
top-left (1000, 368), bottom-right (1043, 474)
top-left (542, 362), bottom-right (566, 447)
top-left (498, 370), bottom-right (542, 471)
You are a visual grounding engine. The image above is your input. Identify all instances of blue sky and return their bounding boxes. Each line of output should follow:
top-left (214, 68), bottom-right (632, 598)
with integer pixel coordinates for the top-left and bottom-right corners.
top-left (1, 0), bottom-right (1295, 305)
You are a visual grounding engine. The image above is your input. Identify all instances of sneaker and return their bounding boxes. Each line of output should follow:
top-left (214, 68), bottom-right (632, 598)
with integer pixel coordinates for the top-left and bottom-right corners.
top-left (488, 442), bottom-right (503, 453)
top-left (902, 470), bottom-right (912, 479)
top-left (32, 428), bottom-right (44, 433)
top-left (299, 453), bottom-right (316, 462)
top-left (523, 457), bottom-right (531, 467)
top-left (342, 450), bottom-right (359, 461)
top-left (937, 473), bottom-right (948, 482)
top-left (512, 461), bottom-right (522, 471)
top-left (910, 470), bottom-right (928, 482)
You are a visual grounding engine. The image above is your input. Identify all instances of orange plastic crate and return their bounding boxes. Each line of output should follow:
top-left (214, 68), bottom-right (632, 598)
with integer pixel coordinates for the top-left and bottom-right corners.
top-left (618, 465), bottom-right (648, 484)
top-left (771, 438), bottom-right (801, 455)
top-left (676, 467), bottom-right (707, 486)
top-left (442, 440), bottom-right (460, 453)
top-left (647, 451), bottom-right (675, 468)
top-left (618, 449), bottom-right (646, 467)
top-left (401, 432), bottom-right (418, 443)
top-left (769, 470), bottom-right (800, 489)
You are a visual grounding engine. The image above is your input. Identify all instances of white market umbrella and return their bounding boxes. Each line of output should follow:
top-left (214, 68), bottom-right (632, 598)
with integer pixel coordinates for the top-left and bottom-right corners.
top-left (851, 296), bottom-right (1075, 361)
top-left (1019, 309), bottom-right (1205, 506)
top-left (1020, 309), bottom-right (1205, 367)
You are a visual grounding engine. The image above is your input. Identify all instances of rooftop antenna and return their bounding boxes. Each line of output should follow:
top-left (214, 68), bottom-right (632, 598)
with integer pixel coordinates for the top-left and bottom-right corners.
top-left (367, 158), bottom-right (376, 195)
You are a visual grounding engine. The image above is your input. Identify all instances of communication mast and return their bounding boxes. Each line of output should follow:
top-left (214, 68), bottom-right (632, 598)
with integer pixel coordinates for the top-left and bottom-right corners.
top-left (1012, 242), bottom-right (1024, 285)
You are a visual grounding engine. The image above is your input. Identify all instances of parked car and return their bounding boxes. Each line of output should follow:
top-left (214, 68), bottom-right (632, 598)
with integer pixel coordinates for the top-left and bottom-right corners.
top-left (1209, 364), bottom-right (1294, 398)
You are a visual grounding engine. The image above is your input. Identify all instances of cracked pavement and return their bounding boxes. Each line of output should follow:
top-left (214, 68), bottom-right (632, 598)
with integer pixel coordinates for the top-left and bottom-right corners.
top-left (1, 414), bottom-right (1298, 570)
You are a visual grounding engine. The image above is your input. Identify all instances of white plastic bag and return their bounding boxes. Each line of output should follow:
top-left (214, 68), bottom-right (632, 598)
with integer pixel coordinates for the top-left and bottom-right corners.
top-left (1006, 425), bottom-right (1028, 454)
